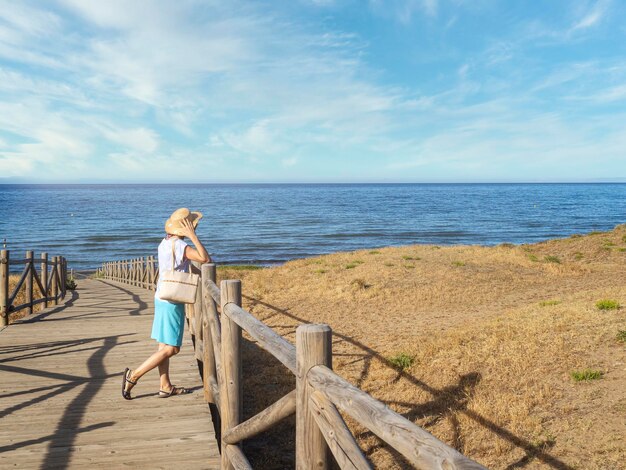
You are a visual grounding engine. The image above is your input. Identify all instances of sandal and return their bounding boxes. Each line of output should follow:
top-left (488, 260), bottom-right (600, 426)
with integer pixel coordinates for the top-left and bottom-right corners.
top-left (158, 385), bottom-right (190, 398)
top-left (122, 368), bottom-right (137, 400)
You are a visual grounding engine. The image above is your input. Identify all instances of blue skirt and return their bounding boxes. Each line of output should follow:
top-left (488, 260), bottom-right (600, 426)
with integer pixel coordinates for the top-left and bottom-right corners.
top-left (151, 297), bottom-right (185, 347)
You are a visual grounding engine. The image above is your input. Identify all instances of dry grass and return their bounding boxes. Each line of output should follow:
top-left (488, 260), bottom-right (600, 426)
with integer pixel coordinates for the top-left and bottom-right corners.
top-left (6, 273), bottom-right (47, 323)
top-left (217, 225), bottom-right (626, 469)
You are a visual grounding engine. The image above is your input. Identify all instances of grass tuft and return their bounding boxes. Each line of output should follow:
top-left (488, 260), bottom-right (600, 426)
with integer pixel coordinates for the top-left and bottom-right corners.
top-left (452, 261), bottom-right (466, 267)
top-left (404, 264), bottom-right (415, 269)
top-left (527, 254), bottom-right (538, 262)
top-left (369, 250), bottom-right (381, 255)
top-left (388, 353), bottom-right (415, 371)
top-left (219, 264), bottom-right (263, 271)
top-left (570, 369), bottom-right (603, 382)
top-left (589, 231), bottom-right (603, 236)
top-left (595, 299), bottom-right (620, 310)
top-left (351, 278), bottom-right (371, 290)
top-left (345, 263), bottom-right (357, 269)
top-left (402, 255), bottom-right (421, 260)
top-left (616, 330), bottom-right (626, 343)
top-left (544, 255), bottom-right (561, 264)
top-left (384, 263), bottom-right (394, 267)
top-left (539, 300), bottom-right (561, 307)
top-left (573, 252), bottom-right (584, 260)
top-left (315, 269), bottom-right (327, 274)
top-left (499, 243), bottom-right (515, 248)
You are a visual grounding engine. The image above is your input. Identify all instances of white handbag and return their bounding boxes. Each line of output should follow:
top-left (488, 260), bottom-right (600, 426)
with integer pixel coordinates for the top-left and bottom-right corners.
top-left (158, 240), bottom-right (199, 304)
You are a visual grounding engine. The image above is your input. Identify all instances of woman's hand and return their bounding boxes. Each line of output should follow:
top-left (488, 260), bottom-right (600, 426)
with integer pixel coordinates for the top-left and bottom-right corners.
top-left (179, 218), bottom-right (197, 239)
top-left (180, 218), bottom-right (211, 263)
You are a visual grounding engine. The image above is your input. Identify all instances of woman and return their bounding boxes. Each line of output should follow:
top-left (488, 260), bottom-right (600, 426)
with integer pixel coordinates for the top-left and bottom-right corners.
top-left (122, 208), bottom-right (210, 399)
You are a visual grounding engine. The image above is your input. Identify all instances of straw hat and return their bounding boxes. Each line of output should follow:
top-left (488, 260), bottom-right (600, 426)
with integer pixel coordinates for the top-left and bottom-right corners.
top-left (164, 208), bottom-right (203, 236)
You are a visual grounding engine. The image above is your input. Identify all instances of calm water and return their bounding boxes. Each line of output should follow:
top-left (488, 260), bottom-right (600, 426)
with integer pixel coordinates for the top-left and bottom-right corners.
top-left (0, 184), bottom-right (624, 271)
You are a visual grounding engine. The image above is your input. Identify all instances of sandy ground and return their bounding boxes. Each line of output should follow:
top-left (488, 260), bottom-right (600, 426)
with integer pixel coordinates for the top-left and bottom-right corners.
top-left (217, 225), bottom-right (626, 469)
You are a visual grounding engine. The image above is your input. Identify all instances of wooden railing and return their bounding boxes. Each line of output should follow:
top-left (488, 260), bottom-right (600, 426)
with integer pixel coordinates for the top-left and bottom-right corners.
top-left (0, 249), bottom-right (68, 327)
top-left (98, 258), bottom-right (485, 469)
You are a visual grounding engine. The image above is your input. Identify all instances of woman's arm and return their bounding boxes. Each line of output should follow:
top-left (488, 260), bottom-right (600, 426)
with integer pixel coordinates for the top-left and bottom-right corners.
top-left (179, 218), bottom-right (211, 263)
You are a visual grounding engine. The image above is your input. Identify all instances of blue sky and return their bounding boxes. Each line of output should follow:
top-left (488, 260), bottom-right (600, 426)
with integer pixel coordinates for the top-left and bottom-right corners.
top-left (0, 0), bottom-right (625, 183)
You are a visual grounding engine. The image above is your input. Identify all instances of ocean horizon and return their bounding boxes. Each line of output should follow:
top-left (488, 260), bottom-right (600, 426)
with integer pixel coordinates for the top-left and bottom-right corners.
top-left (1, 183), bottom-right (624, 271)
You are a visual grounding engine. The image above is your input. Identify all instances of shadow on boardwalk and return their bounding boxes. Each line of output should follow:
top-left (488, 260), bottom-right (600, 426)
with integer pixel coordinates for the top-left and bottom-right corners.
top-left (0, 334), bottom-right (135, 468)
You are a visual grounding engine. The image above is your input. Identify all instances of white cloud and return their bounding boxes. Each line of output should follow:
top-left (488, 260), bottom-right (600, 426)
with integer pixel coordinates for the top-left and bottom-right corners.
top-left (571, 1), bottom-right (609, 31)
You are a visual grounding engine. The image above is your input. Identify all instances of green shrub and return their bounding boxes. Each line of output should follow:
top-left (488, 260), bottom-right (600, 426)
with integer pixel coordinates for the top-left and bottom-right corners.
top-left (570, 369), bottom-right (603, 382)
top-left (66, 276), bottom-right (77, 290)
top-left (389, 353), bottom-right (415, 371)
top-left (616, 330), bottom-right (626, 343)
top-left (544, 255), bottom-right (561, 264)
top-left (539, 300), bottom-right (561, 307)
top-left (596, 299), bottom-right (620, 310)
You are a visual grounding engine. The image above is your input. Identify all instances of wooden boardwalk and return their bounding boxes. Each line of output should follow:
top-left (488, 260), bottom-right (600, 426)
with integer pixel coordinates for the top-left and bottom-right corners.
top-left (0, 279), bottom-right (220, 469)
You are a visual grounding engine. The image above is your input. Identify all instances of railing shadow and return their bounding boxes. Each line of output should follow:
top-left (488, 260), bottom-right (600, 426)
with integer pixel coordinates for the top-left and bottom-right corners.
top-left (243, 295), bottom-right (574, 470)
top-left (0, 334), bottom-right (130, 468)
top-left (96, 280), bottom-right (148, 315)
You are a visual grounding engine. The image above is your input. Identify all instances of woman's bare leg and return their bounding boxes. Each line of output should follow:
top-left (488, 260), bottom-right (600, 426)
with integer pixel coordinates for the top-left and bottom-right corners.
top-left (157, 343), bottom-right (173, 390)
top-left (129, 343), bottom-right (179, 384)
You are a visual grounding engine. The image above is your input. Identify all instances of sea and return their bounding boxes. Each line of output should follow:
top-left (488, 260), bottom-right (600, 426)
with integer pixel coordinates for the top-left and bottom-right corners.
top-left (0, 183), bottom-right (624, 272)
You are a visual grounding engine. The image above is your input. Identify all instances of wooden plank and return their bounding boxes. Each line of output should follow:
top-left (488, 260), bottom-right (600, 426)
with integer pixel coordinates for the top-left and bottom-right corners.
top-left (307, 365), bottom-right (486, 470)
top-left (0, 278), bottom-right (220, 469)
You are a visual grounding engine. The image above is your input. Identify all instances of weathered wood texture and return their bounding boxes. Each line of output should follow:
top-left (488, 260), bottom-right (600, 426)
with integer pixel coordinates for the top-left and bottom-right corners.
top-left (0, 279), bottom-right (219, 469)
top-left (220, 280), bottom-right (243, 470)
top-left (307, 365), bottom-right (486, 469)
top-left (296, 324), bottom-right (332, 470)
top-left (309, 390), bottom-right (372, 470)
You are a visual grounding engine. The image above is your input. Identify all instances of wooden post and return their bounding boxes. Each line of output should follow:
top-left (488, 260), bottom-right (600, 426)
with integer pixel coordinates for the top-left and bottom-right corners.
top-left (0, 250), bottom-right (8, 327)
top-left (201, 264), bottom-right (218, 404)
top-left (61, 257), bottom-right (66, 299)
top-left (26, 251), bottom-right (34, 315)
top-left (220, 280), bottom-right (242, 470)
top-left (296, 324), bottom-right (332, 470)
top-left (52, 256), bottom-right (59, 305)
top-left (41, 253), bottom-right (48, 308)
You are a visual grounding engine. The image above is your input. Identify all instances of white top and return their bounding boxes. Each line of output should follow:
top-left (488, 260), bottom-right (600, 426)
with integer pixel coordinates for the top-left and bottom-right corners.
top-left (155, 236), bottom-right (189, 301)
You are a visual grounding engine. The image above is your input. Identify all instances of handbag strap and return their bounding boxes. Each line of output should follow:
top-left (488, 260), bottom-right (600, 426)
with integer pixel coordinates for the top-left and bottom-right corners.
top-left (170, 237), bottom-right (190, 273)
top-left (171, 238), bottom-right (178, 271)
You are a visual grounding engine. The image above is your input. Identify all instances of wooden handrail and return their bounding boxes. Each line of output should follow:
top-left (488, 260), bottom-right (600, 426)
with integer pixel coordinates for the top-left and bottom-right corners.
top-left (97, 258), bottom-right (486, 469)
top-left (0, 250), bottom-right (69, 326)
top-left (307, 365), bottom-right (485, 469)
